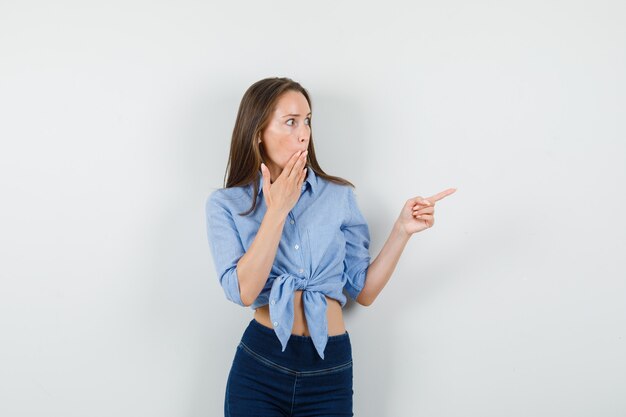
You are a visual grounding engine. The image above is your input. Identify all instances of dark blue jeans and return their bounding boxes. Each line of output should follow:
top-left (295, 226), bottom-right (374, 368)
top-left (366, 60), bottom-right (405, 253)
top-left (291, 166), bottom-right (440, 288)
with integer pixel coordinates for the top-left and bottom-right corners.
top-left (225, 318), bottom-right (354, 416)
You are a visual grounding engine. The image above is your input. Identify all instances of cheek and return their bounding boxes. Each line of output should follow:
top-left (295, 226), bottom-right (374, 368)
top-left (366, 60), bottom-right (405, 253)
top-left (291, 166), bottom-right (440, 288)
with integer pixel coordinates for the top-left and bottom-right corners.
top-left (263, 136), bottom-right (293, 162)
top-left (278, 137), bottom-right (296, 155)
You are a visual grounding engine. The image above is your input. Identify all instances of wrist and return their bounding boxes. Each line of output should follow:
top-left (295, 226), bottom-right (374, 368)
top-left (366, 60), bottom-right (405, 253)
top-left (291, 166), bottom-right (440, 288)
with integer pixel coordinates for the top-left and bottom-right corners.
top-left (394, 219), bottom-right (412, 240)
top-left (265, 207), bottom-right (288, 223)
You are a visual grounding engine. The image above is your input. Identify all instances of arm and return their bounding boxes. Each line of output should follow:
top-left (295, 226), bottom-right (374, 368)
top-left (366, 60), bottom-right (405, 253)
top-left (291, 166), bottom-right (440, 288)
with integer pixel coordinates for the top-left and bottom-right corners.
top-left (206, 152), bottom-right (309, 307)
top-left (356, 221), bottom-right (410, 306)
top-left (357, 187), bottom-right (457, 306)
top-left (236, 207), bottom-right (287, 306)
top-left (205, 192), bottom-right (287, 307)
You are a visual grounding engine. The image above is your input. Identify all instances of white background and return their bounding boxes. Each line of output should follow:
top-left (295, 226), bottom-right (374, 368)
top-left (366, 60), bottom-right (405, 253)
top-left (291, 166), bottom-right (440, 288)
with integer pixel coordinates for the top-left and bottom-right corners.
top-left (1, 1), bottom-right (625, 416)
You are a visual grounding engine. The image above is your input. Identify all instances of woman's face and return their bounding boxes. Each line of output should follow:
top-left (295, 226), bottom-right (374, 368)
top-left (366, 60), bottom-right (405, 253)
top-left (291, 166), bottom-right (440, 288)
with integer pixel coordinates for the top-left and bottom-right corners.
top-left (259, 90), bottom-right (311, 178)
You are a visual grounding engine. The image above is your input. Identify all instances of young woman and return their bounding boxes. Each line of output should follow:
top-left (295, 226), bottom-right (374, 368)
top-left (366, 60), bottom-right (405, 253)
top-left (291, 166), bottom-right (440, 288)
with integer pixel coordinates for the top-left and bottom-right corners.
top-left (205, 77), bottom-right (456, 416)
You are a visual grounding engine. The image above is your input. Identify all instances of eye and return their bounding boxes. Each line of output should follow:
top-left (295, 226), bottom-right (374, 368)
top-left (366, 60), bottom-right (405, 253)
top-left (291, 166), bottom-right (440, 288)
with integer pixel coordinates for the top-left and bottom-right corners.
top-left (286, 117), bottom-right (312, 126)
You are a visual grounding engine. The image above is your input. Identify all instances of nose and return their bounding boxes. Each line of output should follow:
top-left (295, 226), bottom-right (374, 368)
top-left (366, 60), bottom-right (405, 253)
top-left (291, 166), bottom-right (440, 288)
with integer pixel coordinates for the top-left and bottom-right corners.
top-left (298, 125), bottom-right (310, 143)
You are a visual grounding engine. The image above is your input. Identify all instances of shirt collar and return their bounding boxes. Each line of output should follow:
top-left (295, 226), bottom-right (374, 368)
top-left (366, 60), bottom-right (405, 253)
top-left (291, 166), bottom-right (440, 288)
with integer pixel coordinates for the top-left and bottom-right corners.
top-left (256, 164), bottom-right (317, 196)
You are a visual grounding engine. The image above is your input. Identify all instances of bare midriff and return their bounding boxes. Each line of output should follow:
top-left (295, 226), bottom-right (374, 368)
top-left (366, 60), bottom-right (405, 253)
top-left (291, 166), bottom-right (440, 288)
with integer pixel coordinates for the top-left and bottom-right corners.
top-left (253, 290), bottom-right (346, 336)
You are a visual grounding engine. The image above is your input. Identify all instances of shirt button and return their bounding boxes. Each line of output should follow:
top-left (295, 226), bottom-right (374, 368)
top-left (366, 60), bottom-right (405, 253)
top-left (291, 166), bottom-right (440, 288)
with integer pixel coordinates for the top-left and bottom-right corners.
top-left (294, 244), bottom-right (299, 250)
top-left (290, 219), bottom-right (295, 224)
top-left (271, 299), bottom-right (275, 305)
top-left (299, 268), bottom-right (304, 273)
top-left (273, 321), bottom-right (278, 326)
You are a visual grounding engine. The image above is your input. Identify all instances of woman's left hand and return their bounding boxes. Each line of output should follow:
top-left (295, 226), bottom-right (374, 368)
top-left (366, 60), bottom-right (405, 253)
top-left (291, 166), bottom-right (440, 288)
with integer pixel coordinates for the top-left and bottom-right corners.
top-left (397, 188), bottom-right (457, 236)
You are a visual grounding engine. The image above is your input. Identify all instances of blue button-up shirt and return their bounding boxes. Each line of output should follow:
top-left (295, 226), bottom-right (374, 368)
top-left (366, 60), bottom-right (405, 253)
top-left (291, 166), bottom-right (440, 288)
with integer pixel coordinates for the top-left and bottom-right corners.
top-left (204, 165), bottom-right (371, 359)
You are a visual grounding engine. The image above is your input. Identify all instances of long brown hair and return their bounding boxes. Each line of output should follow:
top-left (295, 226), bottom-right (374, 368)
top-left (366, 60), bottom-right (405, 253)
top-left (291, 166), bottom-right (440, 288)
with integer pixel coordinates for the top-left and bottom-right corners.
top-left (223, 77), bottom-right (355, 216)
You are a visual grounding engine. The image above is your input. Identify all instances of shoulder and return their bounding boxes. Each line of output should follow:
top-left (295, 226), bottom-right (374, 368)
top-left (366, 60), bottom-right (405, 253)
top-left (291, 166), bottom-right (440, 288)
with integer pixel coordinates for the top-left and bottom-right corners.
top-left (317, 175), bottom-right (353, 197)
top-left (205, 186), bottom-right (250, 213)
top-left (314, 176), bottom-right (359, 208)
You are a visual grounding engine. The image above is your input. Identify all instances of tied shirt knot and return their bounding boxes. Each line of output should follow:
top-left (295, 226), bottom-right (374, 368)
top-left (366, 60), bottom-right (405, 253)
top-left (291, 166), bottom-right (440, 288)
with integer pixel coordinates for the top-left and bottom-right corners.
top-left (268, 272), bottom-right (330, 359)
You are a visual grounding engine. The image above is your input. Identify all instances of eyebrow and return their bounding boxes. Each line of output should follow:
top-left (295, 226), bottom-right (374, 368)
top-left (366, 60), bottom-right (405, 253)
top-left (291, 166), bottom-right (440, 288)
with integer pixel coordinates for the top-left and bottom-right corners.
top-left (282, 112), bottom-right (312, 117)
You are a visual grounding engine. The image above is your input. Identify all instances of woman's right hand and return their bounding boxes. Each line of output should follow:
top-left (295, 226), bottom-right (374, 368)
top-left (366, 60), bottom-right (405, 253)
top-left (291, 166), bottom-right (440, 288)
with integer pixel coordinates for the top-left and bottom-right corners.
top-left (260, 150), bottom-right (308, 216)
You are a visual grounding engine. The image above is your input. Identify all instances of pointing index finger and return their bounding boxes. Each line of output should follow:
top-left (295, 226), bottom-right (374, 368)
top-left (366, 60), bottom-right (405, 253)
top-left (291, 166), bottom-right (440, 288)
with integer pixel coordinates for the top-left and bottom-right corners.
top-left (425, 188), bottom-right (457, 204)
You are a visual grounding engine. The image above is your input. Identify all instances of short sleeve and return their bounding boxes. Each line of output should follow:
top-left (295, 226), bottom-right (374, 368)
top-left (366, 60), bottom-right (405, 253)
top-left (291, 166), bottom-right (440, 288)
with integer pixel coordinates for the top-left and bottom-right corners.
top-left (204, 191), bottom-right (247, 307)
top-left (341, 186), bottom-right (371, 302)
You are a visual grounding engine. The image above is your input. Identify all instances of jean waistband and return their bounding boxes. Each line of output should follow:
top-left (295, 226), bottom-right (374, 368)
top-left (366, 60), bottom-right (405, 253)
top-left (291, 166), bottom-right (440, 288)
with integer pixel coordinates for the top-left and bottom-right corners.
top-left (239, 318), bottom-right (352, 371)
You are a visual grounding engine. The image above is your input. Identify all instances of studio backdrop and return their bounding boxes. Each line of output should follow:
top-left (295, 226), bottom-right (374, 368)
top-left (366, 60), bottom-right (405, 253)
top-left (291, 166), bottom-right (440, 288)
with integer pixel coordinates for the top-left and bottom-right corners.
top-left (1, 1), bottom-right (624, 416)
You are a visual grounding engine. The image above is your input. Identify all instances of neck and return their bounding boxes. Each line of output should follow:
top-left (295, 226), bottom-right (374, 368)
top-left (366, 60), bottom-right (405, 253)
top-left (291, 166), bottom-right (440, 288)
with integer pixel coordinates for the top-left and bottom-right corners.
top-left (266, 162), bottom-right (282, 184)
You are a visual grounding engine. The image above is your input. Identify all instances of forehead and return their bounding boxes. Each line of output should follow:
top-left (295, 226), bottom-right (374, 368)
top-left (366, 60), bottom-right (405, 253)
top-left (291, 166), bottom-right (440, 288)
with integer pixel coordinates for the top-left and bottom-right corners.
top-left (272, 90), bottom-right (310, 115)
